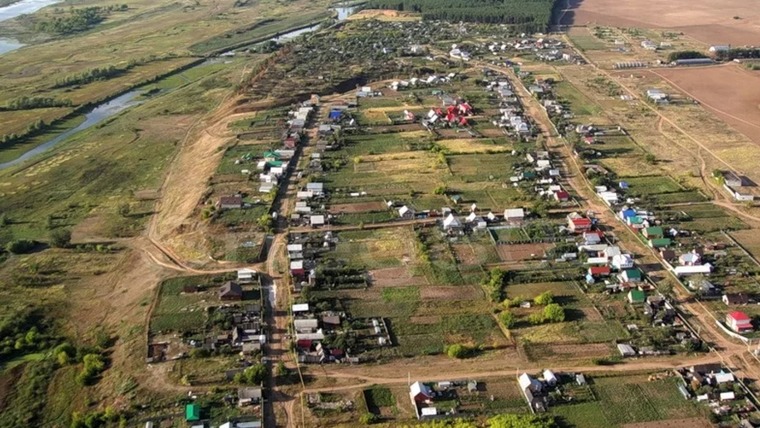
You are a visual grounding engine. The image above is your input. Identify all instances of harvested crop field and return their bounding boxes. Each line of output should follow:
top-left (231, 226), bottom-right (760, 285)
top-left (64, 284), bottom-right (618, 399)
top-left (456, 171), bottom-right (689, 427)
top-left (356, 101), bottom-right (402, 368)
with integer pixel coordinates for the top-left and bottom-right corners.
top-left (651, 66), bottom-right (760, 145)
top-left (623, 417), bottom-right (713, 428)
top-left (330, 201), bottom-right (388, 213)
top-left (495, 243), bottom-right (553, 262)
top-left (419, 285), bottom-right (481, 300)
top-left (369, 267), bottom-right (426, 287)
top-left (559, 0), bottom-right (760, 45)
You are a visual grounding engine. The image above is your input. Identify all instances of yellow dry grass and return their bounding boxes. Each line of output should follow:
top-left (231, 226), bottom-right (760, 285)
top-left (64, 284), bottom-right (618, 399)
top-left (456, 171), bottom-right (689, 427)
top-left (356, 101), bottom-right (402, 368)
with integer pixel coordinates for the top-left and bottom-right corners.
top-left (347, 9), bottom-right (421, 21)
top-left (438, 139), bottom-right (512, 154)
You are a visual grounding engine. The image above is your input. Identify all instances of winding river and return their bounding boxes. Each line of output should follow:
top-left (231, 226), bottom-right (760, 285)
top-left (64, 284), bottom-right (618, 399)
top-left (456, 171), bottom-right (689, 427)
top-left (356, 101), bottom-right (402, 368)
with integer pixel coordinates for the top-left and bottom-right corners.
top-left (0, 0), bottom-right (61, 54)
top-left (0, 4), bottom-right (361, 171)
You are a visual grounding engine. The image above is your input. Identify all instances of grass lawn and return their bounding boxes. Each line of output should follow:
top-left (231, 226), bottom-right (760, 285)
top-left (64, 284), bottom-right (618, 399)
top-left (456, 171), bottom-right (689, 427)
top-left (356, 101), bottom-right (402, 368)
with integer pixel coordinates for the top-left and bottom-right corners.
top-left (332, 228), bottom-right (416, 270)
top-left (623, 176), bottom-right (683, 195)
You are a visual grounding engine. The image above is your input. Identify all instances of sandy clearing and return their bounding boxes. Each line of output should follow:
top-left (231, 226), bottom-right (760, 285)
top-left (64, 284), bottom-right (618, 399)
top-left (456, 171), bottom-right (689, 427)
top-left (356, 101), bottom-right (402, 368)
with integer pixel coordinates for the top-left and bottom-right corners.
top-left (652, 65), bottom-right (760, 145)
top-left (623, 417), bottom-right (713, 428)
top-left (559, 0), bottom-right (760, 45)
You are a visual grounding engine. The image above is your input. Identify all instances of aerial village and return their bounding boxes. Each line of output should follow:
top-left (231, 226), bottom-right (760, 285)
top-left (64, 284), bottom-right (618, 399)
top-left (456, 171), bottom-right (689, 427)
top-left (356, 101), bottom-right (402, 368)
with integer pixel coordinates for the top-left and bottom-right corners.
top-left (125, 13), bottom-right (760, 428)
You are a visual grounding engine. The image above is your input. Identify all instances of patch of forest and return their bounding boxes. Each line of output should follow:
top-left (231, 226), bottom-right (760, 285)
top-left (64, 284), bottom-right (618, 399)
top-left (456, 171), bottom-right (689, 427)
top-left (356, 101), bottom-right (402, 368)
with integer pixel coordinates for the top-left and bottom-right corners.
top-left (366, 0), bottom-right (557, 31)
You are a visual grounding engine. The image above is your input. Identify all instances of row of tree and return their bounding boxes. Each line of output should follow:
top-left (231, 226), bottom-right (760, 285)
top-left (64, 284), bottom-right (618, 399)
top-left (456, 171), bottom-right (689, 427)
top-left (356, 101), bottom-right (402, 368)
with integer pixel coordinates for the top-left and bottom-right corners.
top-left (366, 0), bottom-right (556, 30)
top-left (715, 47), bottom-right (760, 60)
top-left (2, 96), bottom-right (72, 111)
top-left (53, 65), bottom-right (125, 88)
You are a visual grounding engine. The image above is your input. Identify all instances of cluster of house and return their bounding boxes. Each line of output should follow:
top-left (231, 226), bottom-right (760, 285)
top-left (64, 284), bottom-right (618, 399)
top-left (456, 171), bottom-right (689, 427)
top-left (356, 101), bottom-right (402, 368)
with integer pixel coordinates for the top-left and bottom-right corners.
top-left (489, 36), bottom-right (579, 63)
top-left (449, 44), bottom-right (472, 61)
top-left (646, 88), bottom-right (669, 104)
top-left (423, 97), bottom-right (473, 128)
top-left (291, 182), bottom-right (330, 228)
top-left (292, 302), bottom-right (388, 364)
top-left (204, 269), bottom-right (266, 355)
top-left (388, 74), bottom-right (459, 92)
top-left (721, 170), bottom-right (760, 202)
top-left (486, 77), bottom-right (531, 137)
top-left (181, 402), bottom-right (262, 428)
top-left (676, 364), bottom-right (753, 417)
top-left (287, 232), bottom-right (331, 291)
top-left (517, 370), bottom-right (578, 413)
top-left (409, 379), bottom-right (479, 420)
top-left (511, 150), bottom-right (570, 203)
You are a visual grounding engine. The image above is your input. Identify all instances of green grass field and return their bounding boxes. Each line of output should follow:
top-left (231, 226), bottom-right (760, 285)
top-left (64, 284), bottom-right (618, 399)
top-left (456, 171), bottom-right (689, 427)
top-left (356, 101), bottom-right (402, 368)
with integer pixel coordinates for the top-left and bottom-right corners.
top-left (623, 176), bottom-right (683, 195)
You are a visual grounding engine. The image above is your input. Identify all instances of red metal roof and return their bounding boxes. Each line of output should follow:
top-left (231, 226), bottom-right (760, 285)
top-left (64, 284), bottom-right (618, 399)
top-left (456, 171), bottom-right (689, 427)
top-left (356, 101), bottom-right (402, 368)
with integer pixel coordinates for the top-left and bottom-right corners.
top-left (571, 217), bottom-right (591, 225)
top-left (728, 311), bottom-right (751, 321)
top-left (589, 266), bottom-right (611, 275)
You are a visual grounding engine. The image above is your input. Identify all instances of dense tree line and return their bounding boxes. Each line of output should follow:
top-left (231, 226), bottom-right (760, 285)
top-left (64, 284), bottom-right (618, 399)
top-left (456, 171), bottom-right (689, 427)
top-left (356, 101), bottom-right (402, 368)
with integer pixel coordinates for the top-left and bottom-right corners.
top-left (35, 5), bottom-right (127, 35)
top-left (2, 96), bottom-right (72, 111)
top-left (366, 0), bottom-right (556, 31)
top-left (667, 50), bottom-right (708, 62)
top-left (715, 47), bottom-right (760, 60)
top-left (53, 65), bottom-right (125, 88)
top-left (0, 119), bottom-right (47, 146)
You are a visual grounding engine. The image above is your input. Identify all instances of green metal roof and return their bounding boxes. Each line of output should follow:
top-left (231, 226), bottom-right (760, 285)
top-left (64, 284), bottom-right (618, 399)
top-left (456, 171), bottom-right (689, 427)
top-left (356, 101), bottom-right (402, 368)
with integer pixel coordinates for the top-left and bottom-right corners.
top-left (624, 268), bottom-right (642, 279)
top-left (628, 289), bottom-right (646, 303)
top-left (185, 403), bottom-right (200, 421)
top-left (649, 238), bottom-right (672, 248)
top-left (628, 216), bottom-right (644, 224)
top-left (644, 226), bottom-right (663, 236)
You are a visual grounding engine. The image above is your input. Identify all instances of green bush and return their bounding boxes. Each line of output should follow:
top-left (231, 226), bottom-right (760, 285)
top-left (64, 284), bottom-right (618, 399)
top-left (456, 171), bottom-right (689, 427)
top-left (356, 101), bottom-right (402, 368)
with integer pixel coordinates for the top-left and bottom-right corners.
top-left (445, 343), bottom-right (474, 359)
top-left (499, 311), bottom-right (516, 328)
top-left (533, 291), bottom-right (553, 306)
top-left (234, 363), bottom-right (267, 384)
top-left (359, 412), bottom-right (377, 425)
top-left (6, 239), bottom-right (36, 254)
top-left (49, 228), bottom-right (72, 248)
top-left (542, 304), bottom-right (565, 323)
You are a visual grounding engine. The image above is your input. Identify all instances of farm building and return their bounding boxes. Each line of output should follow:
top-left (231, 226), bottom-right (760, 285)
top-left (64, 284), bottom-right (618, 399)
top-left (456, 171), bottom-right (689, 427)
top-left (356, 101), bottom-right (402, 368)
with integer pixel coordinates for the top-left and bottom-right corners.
top-left (290, 260), bottom-right (305, 277)
top-left (518, 373), bottom-right (546, 413)
top-left (219, 281), bottom-right (243, 301)
top-left (219, 196), bottom-right (243, 210)
top-left (709, 45), bottom-right (730, 53)
top-left (504, 208), bottom-right (525, 223)
top-left (588, 266), bottom-right (611, 277)
top-left (410, 381), bottom-right (433, 403)
top-left (443, 214), bottom-right (462, 230)
top-left (567, 216), bottom-right (592, 232)
top-left (617, 343), bottom-right (636, 357)
top-left (648, 238), bottom-right (672, 249)
top-left (642, 226), bottom-right (664, 239)
top-left (185, 404), bottom-right (201, 422)
top-left (627, 289), bottom-right (646, 304)
top-left (238, 387), bottom-right (262, 406)
top-left (723, 293), bottom-right (749, 306)
top-left (646, 89), bottom-right (668, 103)
top-left (310, 215), bottom-right (325, 227)
top-left (674, 264), bottom-right (712, 276)
top-left (237, 268), bottom-right (257, 283)
top-left (399, 205), bottom-right (415, 219)
top-left (612, 254), bottom-right (634, 270)
top-left (675, 58), bottom-right (714, 66)
top-left (621, 268), bottom-right (642, 283)
top-left (292, 303), bottom-right (309, 313)
top-left (726, 311), bottom-right (753, 333)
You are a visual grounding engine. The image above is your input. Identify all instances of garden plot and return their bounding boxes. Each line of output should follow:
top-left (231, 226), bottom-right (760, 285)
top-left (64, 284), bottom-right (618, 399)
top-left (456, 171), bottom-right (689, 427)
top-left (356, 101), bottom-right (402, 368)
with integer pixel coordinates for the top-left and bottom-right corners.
top-left (327, 152), bottom-right (444, 197)
top-left (447, 153), bottom-right (515, 182)
top-left (332, 228), bottom-right (418, 270)
top-left (437, 138), bottom-right (513, 154)
top-left (502, 281), bottom-right (628, 358)
top-left (495, 243), bottom-right (554, 262)
top-left (340, 131), bottom-right (431, 157)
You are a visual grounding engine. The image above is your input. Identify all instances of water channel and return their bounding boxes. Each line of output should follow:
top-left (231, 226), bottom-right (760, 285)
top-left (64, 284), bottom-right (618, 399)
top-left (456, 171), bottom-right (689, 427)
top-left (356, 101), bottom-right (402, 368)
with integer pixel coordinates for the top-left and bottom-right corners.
top-left (0, 0), bottom-right (62, 55)
top-left (0, 4), bottom-right (361, 170)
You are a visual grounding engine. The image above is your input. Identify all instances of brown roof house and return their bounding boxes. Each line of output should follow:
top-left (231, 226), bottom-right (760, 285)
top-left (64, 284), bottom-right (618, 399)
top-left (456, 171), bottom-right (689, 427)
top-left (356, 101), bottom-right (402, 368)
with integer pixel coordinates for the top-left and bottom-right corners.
top-left (219, 195), bottom-right (243, 210)
top-left (219, 281), bottom-right (243, 301)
